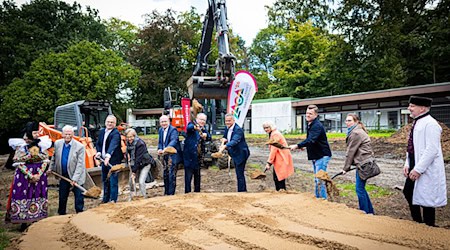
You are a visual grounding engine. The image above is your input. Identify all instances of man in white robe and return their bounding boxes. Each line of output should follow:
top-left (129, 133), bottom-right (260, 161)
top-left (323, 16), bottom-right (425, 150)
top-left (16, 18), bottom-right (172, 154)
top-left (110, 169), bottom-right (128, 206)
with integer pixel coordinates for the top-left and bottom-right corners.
top-left (403, 96), bottom-right (447, 227)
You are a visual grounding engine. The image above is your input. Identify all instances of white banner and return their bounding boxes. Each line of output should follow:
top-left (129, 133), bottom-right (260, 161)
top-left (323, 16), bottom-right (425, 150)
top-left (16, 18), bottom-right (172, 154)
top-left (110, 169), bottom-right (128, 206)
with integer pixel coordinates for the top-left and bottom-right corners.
top-left (227, 70), bottom-right (258, 127)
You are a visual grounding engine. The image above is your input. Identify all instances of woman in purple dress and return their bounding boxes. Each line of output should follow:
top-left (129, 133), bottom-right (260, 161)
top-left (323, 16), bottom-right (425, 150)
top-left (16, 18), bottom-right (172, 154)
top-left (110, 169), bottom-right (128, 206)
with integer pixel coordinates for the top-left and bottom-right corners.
top-left (5, 122), bottom-right (51, 229)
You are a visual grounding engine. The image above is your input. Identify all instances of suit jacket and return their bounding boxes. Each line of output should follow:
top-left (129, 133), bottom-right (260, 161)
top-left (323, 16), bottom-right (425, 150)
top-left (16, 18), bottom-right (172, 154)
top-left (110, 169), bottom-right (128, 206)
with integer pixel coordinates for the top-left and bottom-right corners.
top-left (183, 122), bottom-right (211, 169)
top-left (158, 125), bottom-right (182, 164)
top-left (51, 139), bottom-right (86, 185)
top-left (95, 128), bottom-right (123, 165)
top-left (223, 124), bottom-right (250, 166)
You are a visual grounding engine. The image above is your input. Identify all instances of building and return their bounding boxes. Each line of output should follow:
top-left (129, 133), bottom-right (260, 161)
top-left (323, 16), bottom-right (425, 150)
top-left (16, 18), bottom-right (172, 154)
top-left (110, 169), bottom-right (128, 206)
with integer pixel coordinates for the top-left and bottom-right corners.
top-left (251, 97), bottom-right (299, 134)
top-left (251, 82), bottom-right (450, 134)
top-left (126, 82), bottom-right (450, 135)
top-left (126, 108), bottom-right (163, 135)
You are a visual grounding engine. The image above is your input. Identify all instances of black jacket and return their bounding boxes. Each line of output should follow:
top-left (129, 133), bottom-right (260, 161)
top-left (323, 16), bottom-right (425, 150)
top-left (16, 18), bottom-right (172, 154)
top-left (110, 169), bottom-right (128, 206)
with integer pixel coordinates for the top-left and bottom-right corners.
top-left (127, 138), bottom-right (153, 173)
top-left (298, 118), bottom-right (332, 160)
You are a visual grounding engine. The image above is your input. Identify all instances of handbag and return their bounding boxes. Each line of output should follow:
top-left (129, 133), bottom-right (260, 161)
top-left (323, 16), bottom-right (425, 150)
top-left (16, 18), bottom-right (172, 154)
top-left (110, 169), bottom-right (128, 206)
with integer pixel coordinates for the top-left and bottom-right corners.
top-left (357, 158), bottom-right (381, 181)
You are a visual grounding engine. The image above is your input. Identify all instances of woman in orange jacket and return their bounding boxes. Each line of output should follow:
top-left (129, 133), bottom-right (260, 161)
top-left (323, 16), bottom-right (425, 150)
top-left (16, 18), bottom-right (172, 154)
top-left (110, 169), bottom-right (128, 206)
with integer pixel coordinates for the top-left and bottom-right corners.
top-left (263, 121), bottom-right (294, 191)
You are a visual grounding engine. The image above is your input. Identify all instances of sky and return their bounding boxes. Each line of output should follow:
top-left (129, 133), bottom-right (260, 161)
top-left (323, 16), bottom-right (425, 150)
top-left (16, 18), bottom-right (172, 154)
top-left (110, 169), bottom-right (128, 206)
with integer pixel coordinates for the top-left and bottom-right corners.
top-left (14, 0), bottom-right (276, 46)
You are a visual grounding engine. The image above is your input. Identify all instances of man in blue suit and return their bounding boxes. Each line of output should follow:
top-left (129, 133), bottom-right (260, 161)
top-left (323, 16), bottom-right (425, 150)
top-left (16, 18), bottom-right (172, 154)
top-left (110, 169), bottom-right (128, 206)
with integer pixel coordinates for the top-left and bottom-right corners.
top-left (95, 115), bottom-right (123, 203)
top-left (158, 115), bottom-right (182, 195)
top-left (183, 113), bottom-right (211, 193)
top-left (220, 113), bottom-right (250, 192)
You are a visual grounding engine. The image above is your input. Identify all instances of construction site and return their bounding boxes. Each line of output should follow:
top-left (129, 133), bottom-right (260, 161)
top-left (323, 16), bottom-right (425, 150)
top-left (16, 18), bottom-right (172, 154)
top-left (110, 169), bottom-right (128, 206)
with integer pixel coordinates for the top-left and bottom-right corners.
top-left (2, 0), bottom-right (450, 249)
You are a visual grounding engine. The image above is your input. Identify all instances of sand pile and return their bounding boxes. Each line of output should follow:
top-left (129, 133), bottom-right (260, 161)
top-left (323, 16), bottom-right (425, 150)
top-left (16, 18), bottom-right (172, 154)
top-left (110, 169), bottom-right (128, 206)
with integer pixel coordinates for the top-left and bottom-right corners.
top-left (377, 122), bottom-right (450, 160)
top-left (17, 192), bottom-right (450, 250)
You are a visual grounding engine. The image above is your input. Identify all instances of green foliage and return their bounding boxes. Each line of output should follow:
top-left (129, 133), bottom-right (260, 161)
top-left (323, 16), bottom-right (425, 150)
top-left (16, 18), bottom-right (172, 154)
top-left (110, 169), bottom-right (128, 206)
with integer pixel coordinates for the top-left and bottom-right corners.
top-left (247, 163), bottom-right (263, 169)
top-left (0, 227), bottom-right (10, 249)
top-left (270, 21), bottom-right (336, 98)
top-left (0, 41), bottom-right (140, 129)
top-left (335, 0), bottom-right (450, 86)
top-left (267, 0), bottom-right (334, 29)
top-left (0, 0), bottom-right (111, 88)
top-left (129, 9), bottom-right (197, 108)
top-left (104, 17), bottom-right (139, 59)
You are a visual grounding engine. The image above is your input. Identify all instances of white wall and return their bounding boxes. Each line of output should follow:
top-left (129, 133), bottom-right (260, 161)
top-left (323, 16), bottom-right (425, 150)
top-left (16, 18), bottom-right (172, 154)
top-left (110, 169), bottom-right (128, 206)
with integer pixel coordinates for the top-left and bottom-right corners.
top-left (251, 101), bottom-right (296, 134)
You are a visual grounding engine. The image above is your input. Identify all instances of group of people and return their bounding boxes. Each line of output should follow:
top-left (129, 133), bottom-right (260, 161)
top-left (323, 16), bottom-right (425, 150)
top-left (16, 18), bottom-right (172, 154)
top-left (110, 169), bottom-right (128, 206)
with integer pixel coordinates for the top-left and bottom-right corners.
top-left (286, 96), bottom-right (446, 227)
top-left (5, 95), bottom-right (446, 229)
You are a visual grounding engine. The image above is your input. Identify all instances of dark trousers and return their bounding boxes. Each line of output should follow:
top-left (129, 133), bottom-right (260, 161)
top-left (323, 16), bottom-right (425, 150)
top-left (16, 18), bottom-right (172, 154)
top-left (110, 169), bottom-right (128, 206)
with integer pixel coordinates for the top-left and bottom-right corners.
top-left (101, 164), bottom-right (119, 203)
top-left (163, 156), bottom-right (177, 195)
top-left (403, 155), bottom-right (436, 226)
top-left (58, 179), bottom-right (84, 215)
top-left (234, 160), bottom-right (247, 192)
top-left (273, 170), bottom-right (286, 191)
top-left (185, 167), bottom-right (201, 193)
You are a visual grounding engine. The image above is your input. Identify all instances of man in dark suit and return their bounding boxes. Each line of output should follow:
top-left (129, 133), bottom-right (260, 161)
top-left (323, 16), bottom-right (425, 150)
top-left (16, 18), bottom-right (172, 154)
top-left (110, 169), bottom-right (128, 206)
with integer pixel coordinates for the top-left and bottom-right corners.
top-left (95, 115), bottom-right (123, 203)
top-left (50, 125), bottom-right (86, 214)
top-left (183, 113), bottom-right (211, 193)
top-left (157, 115), bottom-right (182, 195)
top-left (220, 113), bottom-right (250, 192)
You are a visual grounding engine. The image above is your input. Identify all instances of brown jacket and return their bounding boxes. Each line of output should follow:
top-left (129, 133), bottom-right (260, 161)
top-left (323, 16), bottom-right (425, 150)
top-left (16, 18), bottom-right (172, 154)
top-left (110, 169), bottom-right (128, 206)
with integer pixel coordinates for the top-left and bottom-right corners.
top-left (343, 125), bottom-right (373, 172)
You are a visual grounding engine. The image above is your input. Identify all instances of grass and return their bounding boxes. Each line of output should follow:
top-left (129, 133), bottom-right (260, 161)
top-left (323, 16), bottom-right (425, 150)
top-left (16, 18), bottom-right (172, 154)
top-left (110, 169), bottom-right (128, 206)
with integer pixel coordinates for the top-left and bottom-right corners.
top-left (295, 169), bottom-right (315, 179)
top-left (0, 227), bottom-right (10, 250)
top-left (336, 183), bottom-right (393, 198)
top-left (247, 163), bottom-right (262, 169)
top-left (209, 165), bottom-right (219, 171)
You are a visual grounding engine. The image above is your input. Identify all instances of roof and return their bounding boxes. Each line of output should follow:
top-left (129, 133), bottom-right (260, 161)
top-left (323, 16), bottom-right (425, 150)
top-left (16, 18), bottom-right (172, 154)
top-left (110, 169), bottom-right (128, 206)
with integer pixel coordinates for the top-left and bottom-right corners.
top-left (131, 108), bottom-right (164, 115)
top-left (252, 97), bottom-right (300, 104)
top-left (292, 82), bottom-right (450, 107)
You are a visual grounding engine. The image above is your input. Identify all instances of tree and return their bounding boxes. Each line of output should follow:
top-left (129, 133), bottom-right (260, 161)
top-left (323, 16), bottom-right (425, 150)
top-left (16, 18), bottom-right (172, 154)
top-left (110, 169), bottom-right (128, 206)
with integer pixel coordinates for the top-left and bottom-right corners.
top-left (0, 0), bottom-right (111, 88)
top-left (104, 17), bottom-right (139, 59)
top-left (267, 0), bottom-right (335, 29)
top-left (0, 41), bottom-right (140, 129)
top-left (129, 9), bottom-right (195, 108)
top-left (335, 0), bottom-right (450, 87)
top-left (270, 21), bottom-right (336, 98)
top-left (248, 26), bottom-right (285, 99)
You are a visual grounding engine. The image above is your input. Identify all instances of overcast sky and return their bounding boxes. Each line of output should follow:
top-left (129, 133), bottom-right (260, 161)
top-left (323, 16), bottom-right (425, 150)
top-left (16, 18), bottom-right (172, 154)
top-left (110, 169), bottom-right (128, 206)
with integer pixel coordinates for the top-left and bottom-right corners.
top-left (14, 0), bottom-right (276, 45)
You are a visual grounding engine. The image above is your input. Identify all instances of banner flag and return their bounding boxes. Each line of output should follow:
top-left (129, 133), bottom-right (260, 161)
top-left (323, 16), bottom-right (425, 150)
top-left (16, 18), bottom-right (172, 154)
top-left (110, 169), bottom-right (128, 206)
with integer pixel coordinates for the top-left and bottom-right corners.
top-left (181, 97), bottom-right (191, 132)
top-left (227, 71), bottom-right (258, 127)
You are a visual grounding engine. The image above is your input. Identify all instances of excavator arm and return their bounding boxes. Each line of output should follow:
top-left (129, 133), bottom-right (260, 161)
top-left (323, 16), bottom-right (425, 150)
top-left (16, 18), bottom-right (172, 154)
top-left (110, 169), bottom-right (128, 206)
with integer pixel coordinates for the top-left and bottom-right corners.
top-left (187, 0), bottom-right (235, 99)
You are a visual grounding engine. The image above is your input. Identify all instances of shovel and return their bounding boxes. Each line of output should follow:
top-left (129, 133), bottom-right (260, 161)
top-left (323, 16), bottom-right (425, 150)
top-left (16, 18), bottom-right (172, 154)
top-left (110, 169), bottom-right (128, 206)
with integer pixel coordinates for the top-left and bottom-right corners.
top-left (126, 156), bottom-right (137, 200)
top-left (331, 167), bottom-right (356, 180)
top-left (96, 156), bottom-right (125, 179)
top-left (51, 171), bottom-right (101, 198)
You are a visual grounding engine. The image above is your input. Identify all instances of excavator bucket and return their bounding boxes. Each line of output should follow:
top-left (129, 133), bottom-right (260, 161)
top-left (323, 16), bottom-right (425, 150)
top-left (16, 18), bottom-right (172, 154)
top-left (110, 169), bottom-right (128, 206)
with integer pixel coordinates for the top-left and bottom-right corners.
top-left (187, 76), bottom-right (229, 99)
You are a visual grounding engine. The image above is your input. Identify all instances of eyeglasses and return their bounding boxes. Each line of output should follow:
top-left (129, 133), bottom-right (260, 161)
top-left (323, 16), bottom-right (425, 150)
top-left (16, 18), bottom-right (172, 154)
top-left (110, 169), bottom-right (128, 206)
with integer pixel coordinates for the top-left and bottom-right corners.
top-left (345, 119), bottom-right (353, 122)
top-left (263, 126), bottom-right (270, 129)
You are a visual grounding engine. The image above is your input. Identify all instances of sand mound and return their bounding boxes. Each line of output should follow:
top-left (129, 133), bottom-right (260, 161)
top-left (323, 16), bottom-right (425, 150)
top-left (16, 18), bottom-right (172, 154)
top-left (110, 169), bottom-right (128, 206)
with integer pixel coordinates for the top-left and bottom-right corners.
top-left (18, 192), bottom-right (450, 250)
top-left (372, 122), bottom-right (450, 161)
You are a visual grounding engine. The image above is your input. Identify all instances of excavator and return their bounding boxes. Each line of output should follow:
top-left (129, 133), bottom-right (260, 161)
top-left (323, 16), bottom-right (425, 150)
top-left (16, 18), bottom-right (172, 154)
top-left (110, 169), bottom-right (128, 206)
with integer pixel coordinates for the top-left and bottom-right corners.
top-left (169, 0), bottom-right (236, 132)
top-left (186, 0), bottom-right (236, 100)
top-left (38, 100), bottom-right (130, 188)
top-left (165, 0), bottom-right (238, 168)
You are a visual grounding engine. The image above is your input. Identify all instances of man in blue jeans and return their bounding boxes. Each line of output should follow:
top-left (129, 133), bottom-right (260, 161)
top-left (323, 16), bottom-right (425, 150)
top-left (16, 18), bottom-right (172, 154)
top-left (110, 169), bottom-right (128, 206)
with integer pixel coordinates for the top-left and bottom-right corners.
top-left (95, 115), bottom-right (123, 203)
top-left (290, 105), bottom-right (332, 199)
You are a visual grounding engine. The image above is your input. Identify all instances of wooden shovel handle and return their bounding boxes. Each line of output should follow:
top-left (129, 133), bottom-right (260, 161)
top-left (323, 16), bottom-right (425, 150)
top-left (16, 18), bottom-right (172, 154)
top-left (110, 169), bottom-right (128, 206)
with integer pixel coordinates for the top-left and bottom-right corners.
top-left (51, 171), bottom-right (87, 193)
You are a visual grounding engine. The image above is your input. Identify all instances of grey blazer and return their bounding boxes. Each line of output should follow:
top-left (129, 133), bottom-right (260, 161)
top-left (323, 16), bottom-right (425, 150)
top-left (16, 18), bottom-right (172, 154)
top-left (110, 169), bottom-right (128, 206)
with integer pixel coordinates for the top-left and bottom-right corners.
top-left (50, 139), bottom-right (86, 185)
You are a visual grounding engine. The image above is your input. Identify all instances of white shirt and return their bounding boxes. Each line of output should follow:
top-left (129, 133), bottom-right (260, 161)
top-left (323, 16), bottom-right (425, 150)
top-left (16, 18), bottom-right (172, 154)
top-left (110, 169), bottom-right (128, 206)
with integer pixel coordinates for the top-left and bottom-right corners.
top-left (163, 127), bottom-right (168, 144)
top-left (101, 129), bottom-right (112, 158)
top-left (227, 123), bottom-right (235, 142)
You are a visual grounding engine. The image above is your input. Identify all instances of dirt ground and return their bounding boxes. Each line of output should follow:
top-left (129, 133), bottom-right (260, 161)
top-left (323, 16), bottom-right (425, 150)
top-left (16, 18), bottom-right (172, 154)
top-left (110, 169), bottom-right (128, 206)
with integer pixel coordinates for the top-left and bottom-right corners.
top-left (2, 133), bottom-right (450, 249)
